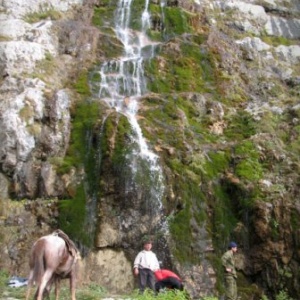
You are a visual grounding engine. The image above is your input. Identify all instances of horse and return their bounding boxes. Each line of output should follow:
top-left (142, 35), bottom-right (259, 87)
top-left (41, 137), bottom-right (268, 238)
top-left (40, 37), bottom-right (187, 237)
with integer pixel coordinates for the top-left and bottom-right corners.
top-left (25, 230), bottom-right (79, 300)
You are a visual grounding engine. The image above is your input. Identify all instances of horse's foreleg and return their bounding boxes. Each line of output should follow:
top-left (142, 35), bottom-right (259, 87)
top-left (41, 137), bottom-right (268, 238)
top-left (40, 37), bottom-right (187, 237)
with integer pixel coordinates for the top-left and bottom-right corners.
top-left (44, 275), bottom-right (55, 300)
top-left (54, 277), bottom-right (60, 300)
top-left (70, 274), bottom-right (76, 300)
top-left (36, 270), bottom-right (53, 300)
top-left (25, 285), bottom-right (32, 300)
top-left (25, 271), bottom-right (33, 300)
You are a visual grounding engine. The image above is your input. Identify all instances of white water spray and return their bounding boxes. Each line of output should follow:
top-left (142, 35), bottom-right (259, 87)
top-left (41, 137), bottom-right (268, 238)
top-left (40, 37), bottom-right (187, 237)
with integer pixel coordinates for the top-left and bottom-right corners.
top-left (95, 0), bottom-right (165, 206)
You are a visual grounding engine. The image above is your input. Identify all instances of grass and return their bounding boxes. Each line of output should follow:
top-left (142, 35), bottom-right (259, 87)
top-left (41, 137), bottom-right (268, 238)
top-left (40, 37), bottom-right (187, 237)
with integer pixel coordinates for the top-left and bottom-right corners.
top-left (24, 8), bottom-right (62, 23)
top-left (0, 35), bottom-right (12, 41)
top-left (0, 270), bottom-right (218, 299)
top-left (0, 269), bottom-right (107, 300)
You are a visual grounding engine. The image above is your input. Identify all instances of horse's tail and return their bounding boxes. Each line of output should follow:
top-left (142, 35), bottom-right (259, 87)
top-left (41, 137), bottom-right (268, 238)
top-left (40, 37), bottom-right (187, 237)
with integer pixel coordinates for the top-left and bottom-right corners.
top-left (29, 239), bottom-right (46, 285)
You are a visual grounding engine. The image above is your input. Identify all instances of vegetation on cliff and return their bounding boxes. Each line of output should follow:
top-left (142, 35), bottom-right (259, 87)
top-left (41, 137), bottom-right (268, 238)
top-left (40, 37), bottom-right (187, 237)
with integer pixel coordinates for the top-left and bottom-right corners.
top-left (51, 0), bottom-right (300, 298)
top-left (0, 0), bottom-right (299, 299)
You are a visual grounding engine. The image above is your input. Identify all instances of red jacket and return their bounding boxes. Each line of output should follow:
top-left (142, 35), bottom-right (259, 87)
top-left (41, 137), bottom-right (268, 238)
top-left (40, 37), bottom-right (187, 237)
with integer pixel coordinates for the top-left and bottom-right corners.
top-left (154, 269), bottom-right (181, 281)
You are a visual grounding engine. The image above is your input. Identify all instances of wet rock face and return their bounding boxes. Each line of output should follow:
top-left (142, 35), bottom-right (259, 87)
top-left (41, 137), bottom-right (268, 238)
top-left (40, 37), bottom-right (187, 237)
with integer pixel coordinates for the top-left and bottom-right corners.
top-left (0, 0), bottom-right (300, 298)
top-left (243, 203), bottom-right (296, 296)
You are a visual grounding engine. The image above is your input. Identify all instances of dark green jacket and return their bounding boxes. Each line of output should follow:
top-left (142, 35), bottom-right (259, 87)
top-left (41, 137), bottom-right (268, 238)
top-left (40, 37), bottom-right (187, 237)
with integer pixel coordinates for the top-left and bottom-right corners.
top-left (221, 250), bottom-right (237, 278)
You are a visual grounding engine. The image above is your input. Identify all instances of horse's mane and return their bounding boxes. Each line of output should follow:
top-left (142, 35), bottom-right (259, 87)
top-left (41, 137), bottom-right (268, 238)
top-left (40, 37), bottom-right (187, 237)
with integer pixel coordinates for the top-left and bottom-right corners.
top-left (52, 229), bottom-right (79, 258)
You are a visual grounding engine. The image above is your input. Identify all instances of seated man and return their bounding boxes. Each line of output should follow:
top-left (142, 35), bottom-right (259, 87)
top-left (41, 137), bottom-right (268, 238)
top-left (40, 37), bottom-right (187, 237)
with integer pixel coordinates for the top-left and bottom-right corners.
top-left (154, 269), bottom-right (184, 292)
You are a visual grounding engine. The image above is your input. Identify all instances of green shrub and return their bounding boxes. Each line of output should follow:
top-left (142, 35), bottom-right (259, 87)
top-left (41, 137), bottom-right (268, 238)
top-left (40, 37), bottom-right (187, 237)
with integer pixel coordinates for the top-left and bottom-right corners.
top-left (275, 290), bottom-right (294, 300)
top-left (261, 290), bottom-right (295, 300)
top-left (132, 288), bottom-right (189, 300)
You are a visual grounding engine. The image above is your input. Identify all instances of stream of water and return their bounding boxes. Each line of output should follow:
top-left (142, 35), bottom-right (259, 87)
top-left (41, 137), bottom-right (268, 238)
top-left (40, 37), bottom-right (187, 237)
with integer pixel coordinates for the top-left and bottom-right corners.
top-left (92, 0), bottom-right (166, 229)
top-left (99, 0), bottom-right (156, 159)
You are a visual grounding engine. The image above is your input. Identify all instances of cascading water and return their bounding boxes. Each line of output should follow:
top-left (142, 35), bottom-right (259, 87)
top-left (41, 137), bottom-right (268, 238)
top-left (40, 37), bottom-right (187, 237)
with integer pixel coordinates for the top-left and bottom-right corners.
top-left (92, 0), bottom-right (166, 234)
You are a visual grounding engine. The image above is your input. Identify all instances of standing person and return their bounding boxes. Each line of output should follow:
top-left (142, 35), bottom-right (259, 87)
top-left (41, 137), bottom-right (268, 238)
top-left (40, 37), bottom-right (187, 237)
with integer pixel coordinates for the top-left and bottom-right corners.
top-left (221, 242), bottom-right (238, 300)
top-left (133, 239), bottom-right (160, 294)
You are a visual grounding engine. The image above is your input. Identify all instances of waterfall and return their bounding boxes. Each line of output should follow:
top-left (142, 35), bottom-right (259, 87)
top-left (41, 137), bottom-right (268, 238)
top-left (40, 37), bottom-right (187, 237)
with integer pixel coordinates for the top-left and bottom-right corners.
top-left (93, 0), bottom-right (166, 234)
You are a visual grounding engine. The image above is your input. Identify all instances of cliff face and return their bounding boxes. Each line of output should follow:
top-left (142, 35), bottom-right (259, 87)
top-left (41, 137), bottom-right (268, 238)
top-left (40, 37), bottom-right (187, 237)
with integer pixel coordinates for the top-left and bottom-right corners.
top-left (0, 0), bottom-right (300, 299)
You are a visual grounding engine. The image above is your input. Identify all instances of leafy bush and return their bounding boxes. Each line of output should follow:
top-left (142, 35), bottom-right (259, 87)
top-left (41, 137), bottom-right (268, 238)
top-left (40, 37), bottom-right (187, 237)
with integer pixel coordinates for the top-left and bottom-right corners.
top-left (275, 290), bottom-right (294, 300)
top-left (261, 290), bottom-right (295, 300)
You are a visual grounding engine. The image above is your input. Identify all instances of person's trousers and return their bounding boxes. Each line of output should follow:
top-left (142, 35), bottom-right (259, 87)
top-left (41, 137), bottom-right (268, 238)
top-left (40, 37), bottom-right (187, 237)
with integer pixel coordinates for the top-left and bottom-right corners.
top-left (138, 268), bottom-right (156, 293)
top-left (224, 275), bottom-right (237, 300)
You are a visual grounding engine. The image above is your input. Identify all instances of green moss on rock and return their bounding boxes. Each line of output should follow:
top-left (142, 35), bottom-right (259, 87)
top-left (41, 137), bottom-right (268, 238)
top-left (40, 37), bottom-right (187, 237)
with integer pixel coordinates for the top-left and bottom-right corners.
top-left (58, 184), bottom-right (91, 246)
top-left (224, 111), bottom-right (257, 140)
top-left (73, 70), bottom-right (92, 96)
top-left (203, 150), bottom-right (230, 180)
top-left (169, 203), bottom-right (193, 262)
top-left (234, 140), bottom-right (263, 181)
top-left (145, 39), bottom-right (216, 94)
top-left (58, 101), bottom-right (100, 174)
top-left (92, 0), bottom-right (117, 29)
top-left (162, 6), bottom-right (193, 38)
top-left (57, 99), bottom-right (103, 246)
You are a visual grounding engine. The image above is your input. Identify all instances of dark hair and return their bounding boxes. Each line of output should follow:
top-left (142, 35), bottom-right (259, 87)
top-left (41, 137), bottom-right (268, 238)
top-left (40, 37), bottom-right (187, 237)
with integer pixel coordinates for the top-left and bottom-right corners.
top-left (228, 241), bottom-right (237, 249)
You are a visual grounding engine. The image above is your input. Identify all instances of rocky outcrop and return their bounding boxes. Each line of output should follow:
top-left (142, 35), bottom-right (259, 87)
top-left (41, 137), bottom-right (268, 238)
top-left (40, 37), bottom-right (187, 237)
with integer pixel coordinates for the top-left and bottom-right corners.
top-left (0, 0), bottom-right (136, 294)
top-left (0, 0), bottom-right (300, 299)
top-left (0, 0), bottom-right (99, 199)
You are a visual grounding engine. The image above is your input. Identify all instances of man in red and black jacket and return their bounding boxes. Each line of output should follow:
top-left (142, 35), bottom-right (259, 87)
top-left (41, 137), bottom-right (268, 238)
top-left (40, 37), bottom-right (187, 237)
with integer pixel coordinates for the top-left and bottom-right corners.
top-left (154, 269), bottom-right (184, 292)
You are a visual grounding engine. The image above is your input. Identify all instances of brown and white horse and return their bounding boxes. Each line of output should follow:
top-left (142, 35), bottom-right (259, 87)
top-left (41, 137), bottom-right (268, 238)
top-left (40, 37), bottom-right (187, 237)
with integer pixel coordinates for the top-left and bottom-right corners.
top-left (26, 230), bottom-right (79, 300)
